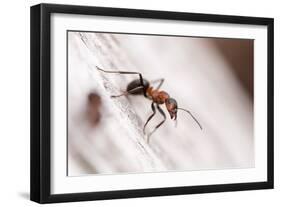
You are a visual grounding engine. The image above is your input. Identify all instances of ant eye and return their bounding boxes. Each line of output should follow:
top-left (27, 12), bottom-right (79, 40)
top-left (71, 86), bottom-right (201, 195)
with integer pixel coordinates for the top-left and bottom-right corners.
top-left (166, 98), bottom-right (177, 108)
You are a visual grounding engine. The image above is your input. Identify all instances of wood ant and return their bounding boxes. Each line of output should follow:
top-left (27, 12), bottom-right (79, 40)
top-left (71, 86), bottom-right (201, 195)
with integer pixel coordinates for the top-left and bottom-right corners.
top-left (97, 66), bottom-right (202, 143)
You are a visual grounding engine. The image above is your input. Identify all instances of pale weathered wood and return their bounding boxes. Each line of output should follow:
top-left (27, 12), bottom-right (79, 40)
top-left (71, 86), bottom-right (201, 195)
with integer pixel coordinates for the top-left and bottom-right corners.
top-left (68, 32), bottom-right (254, 176)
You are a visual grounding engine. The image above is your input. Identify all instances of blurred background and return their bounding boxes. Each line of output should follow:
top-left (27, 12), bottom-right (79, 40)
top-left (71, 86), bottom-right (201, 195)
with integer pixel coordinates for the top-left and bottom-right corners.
top-left (67, 31), bottom-right (254, 176)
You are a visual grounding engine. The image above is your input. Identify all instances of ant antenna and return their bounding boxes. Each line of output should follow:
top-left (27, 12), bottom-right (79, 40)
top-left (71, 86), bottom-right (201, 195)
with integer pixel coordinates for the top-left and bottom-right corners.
top-left (177, 108), bottom-right (203, 130)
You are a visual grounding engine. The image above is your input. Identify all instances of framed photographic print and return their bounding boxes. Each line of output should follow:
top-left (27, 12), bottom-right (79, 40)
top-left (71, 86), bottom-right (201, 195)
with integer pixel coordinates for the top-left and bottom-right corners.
top-left (30, 3), bottom-right (274, 203)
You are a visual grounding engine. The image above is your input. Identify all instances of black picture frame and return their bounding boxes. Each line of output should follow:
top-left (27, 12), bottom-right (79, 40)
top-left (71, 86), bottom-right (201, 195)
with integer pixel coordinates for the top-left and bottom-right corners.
top-left (30, 3), bottom-right (274, 204)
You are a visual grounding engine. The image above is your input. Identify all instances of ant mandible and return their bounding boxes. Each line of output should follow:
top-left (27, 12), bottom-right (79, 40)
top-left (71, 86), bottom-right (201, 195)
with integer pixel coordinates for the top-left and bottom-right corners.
top-left (97, 66), bottom-right (202, 143)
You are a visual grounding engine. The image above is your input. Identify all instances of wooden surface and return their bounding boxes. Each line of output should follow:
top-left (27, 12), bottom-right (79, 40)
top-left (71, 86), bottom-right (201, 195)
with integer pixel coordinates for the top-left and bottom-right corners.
top-left (67, 32), bottom-right (254, 176)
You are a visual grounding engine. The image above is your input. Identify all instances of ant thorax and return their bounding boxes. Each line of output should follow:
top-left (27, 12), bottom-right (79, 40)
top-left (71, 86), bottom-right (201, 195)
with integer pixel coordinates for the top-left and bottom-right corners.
top-left (146, 87), bottom-right (170, 104)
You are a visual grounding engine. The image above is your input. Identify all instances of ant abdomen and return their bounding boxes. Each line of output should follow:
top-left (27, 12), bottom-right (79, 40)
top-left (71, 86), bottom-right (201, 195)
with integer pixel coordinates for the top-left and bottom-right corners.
top-left (126, 79), bottom-right (150, 95)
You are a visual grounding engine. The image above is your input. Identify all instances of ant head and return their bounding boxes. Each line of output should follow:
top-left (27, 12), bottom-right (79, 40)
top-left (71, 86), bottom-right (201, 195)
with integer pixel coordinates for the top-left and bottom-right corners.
top-left (165, 98), bottom-right (178, 120)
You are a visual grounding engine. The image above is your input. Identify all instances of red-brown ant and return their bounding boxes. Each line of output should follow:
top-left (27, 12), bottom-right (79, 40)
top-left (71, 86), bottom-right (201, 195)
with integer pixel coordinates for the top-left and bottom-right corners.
top-left (97, 66), bottom-right (202, 143)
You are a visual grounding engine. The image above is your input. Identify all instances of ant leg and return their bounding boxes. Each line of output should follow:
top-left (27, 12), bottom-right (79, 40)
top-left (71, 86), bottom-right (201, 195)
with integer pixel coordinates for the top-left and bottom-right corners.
top-left (111, 92), bottom-right (127, 98)
top-left (111, 86), bottom-right (144, 98)
top-left (150, 78), bottom-right (165, 90)
top-left (96, 66), bottom-right (147, 97)
top-left (143, 103), bottom-right (156, 134)
top-left (147, 105), bottom-right (166, 143)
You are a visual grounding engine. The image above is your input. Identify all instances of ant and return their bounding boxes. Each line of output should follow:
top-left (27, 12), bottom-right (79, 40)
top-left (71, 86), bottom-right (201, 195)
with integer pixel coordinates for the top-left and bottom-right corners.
top-left (97, 66), bottom-right (202, 143)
